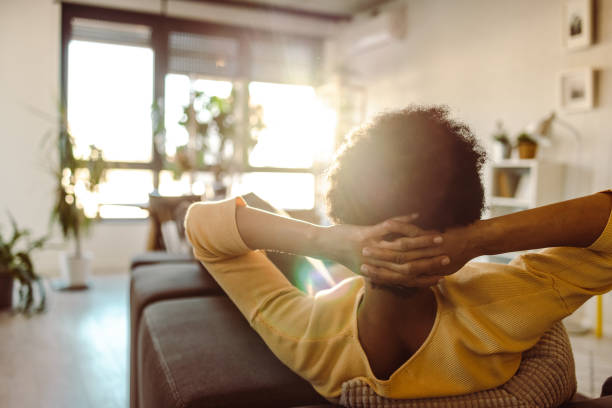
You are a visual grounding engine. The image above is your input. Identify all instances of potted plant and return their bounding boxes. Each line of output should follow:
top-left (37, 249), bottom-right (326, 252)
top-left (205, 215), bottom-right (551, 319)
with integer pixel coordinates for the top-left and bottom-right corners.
top-left (50, 110), bottom-right (107, 289)
top-left (0, 214), bottom-right (47, 313)
top-left (492, 121), bottom-right (511, 160)
top-left (517, 132), bottom-right (538, 159)
top-left (168, 87), bottom-right (264, 198)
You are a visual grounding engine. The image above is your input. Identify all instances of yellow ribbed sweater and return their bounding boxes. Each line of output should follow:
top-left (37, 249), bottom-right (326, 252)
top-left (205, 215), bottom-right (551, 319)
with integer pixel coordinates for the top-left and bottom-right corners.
top-left (185, 196), bottom-right (612, 399)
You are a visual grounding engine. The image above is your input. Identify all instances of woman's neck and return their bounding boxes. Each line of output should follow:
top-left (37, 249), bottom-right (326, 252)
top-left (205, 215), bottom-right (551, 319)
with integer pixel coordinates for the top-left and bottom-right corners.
top-left (359, 282), bottom-right (434, 323)
top-left (357, 281), bottom-right (437, 379)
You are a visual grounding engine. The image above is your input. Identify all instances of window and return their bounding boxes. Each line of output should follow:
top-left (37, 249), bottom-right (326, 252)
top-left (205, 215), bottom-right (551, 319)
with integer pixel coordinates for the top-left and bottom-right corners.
top-left (248, 82), bottom-right (336, 169)
top-left (243, 81), bottom-right (336, 209)
top-left (67, 40), bottom-right (154, 163)
top-left (163, 74), bottom-right (234, 159)
top-left (62, 4), bottom-right (328, 218)
top-left (66, 16), bottom-right (156, 219)
top-left (76, 169), bottom-right (153, 219)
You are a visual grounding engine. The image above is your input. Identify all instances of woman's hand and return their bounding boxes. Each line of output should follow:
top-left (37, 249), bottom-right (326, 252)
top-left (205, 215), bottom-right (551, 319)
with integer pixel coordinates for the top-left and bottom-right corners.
top-left (321, 215), bottom-right (450, 287)
top-left (359, 220), bottom-right (477, 287)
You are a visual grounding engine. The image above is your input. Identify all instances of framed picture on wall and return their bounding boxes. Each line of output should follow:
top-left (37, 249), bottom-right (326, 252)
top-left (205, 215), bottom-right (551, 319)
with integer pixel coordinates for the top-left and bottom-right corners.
top-left (564, 0), bottom-right (593, 49)
top-left (558, 68), bottom-right (594, 112)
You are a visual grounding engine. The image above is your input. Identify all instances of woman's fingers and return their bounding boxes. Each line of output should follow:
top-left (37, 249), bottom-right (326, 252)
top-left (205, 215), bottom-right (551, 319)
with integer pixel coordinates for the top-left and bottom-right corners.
top-left (361, 254), bottom-right (450, 275)
top-left (368, 216), bottom-right (425, 242)
top-left (403, 256), bottom-right (451, 275)
top-left (363, 246), bottom-right (447, 268)
top-left (359, 264), bottom-right (443, 288)
top-left (383, 220), bottom-right (423, 237)
top-left (369, 234), bottom-right (443, 252)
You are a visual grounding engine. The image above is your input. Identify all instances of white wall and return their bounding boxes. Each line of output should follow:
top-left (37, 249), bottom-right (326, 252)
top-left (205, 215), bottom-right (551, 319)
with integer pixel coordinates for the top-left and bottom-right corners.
top-left (0, 0), bottom-right (337, 276)
top-left (336, 0), bottom-right (612, 195)
top-left (333, 0), bottom-right (612, 334)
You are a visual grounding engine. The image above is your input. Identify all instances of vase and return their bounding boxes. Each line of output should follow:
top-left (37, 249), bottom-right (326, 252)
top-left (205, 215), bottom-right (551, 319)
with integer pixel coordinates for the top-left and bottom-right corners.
top-left (0, 272), bottom-right (14, 309)
top-left (493, 142), bottom-right (512, 160)
top-left (518, 142), bottom-right (537, 159)
top-left (58, 251), bottom-right (92, 289)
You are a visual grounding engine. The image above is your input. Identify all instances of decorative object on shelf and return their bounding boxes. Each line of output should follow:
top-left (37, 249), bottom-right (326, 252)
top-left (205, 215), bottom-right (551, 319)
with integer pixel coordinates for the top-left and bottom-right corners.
top-left (528, 111), bottom-right (583, 167)
top-left (50, 108), bottom-right (107, 290)
top-left (564, 0), bottom-right (593, 50)
top-left (168, 85), bottom-right (264, 197)
top-left (0, 214), bottom-right (47, 313)
top-left (491, 120), bottom-right (511, 160)
top-left (494, 168), bottom-right (521, 198)
top-left (516, 132), bottom-right (538, 159)
top-left (559, 68), bottom-right (594, 113)
top-left (528, 111), bottom-right (582, 146)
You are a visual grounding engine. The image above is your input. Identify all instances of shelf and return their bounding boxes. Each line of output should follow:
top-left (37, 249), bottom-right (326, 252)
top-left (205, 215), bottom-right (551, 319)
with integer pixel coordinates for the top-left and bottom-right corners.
top-left (489, 196), bottom-right (531, 207)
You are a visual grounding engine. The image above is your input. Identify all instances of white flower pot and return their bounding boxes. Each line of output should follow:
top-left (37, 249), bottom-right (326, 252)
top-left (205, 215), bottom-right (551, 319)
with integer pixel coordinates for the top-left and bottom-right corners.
top-left (59, 251), bottom-right (92, 289)
top-left (492, 142), bottom-right (512, 161)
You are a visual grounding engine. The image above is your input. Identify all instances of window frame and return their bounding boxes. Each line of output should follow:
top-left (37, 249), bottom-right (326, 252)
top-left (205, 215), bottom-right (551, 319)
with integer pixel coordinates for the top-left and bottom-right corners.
top-left (60, 3), bottom-right (324, 218)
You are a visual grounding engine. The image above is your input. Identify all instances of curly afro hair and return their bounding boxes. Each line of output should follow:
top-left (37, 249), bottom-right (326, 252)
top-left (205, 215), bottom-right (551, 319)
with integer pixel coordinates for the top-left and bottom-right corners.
top-left (325, 105), bottom-right (486, 231)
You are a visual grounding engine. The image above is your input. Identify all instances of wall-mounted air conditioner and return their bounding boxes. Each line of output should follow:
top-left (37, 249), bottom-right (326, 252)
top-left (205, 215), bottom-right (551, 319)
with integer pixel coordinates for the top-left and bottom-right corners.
top-left (337, 1), bottom-right (406, 57)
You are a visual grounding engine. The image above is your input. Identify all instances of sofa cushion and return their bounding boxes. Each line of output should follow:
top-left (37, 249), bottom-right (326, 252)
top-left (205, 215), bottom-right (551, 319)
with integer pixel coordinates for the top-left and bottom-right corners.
top-left (138, 297), bottom-right (328, 408)
top-left (130, 263), bottom-right (223, 408)
top-left (131, 251), bottom-right (195, 269)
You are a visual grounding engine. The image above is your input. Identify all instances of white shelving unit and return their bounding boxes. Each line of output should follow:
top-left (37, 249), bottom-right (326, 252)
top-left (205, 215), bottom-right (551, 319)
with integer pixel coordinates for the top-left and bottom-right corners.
top-left (483, 159), bottom-right (565, 263)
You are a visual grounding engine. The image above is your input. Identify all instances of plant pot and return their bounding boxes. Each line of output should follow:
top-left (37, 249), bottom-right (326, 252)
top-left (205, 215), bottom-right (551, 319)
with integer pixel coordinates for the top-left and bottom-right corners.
top-left (518, 142), bottom-right (537, 159)
top-left (59, 251), bottom-right (92, 289)
top-left (493, 142), bottom-right (512, 160)
top-left (0, 273), bottom-right (14, 309)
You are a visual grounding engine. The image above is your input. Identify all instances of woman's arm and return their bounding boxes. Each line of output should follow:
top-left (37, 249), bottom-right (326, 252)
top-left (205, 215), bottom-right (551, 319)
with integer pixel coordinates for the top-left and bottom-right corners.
top-left (471, 191), bottom-right (611, 255)
top-left (235, 204), bottom-right (322, 257)
top-left (235, 204), bottom-right (448, 286)
top-left (360, 192), bottom-right (612, 284)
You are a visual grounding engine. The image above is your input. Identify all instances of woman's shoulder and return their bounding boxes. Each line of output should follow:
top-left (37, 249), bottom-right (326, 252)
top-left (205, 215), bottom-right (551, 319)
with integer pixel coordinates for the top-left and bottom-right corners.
top-left (437, 261), bottom-right (553, 309)
top-left (305, 276), bottom-right (364, 339)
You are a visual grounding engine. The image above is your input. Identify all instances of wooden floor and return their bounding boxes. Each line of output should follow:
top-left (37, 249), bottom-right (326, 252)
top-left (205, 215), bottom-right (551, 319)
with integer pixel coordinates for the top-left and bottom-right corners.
top-left (0, 274), bottom-right (610, 407)
top-left (0, 274), bottom-right (128, 408)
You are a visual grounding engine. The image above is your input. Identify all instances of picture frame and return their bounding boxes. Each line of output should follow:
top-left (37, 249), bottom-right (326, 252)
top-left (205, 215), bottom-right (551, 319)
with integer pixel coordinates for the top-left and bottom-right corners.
top-left (558, 68), bottom-right (594, 112)
top-left (564, 0), bottom-right (593, 50)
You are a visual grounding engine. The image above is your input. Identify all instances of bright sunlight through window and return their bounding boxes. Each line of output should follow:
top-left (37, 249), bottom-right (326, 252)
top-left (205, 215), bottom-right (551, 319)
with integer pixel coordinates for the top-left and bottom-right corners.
top-left (248, 82), bottom-right (336, 169)
top-left (67, 40), bottom-right (154, 162)
top-left (68, 41), bottom-right (337, 216)
top-left (67, 40), bottom-right (154, 218)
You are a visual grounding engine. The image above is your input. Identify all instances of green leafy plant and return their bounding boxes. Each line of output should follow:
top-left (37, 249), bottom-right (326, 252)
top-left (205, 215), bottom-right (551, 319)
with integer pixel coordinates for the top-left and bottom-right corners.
top-left (494, 134), bottom-right (510, 144)
top-left (517, 132), bottom-right (537, 145)
top-left (168, 88), bottom-right (264, 180)
top-left (50, 108), bottom-right (107, 257)
top-left (492, 120), bottom-right (510, 145)
top-left (0, 214), bottom-right (47, 313)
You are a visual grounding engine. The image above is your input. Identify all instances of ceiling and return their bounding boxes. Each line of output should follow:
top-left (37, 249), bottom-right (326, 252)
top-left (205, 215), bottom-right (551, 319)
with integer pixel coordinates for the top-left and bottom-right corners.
top-left (181, 0), bottom-right (393, 20)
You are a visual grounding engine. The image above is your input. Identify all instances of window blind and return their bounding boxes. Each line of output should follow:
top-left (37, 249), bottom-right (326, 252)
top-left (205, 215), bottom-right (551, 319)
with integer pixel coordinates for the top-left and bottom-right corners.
top-left (71, 18), bottom-right (152, 47)
top-left (248, 36), bottom-right (318, 84)
top-left (168, 31), bottom-right (240, 78)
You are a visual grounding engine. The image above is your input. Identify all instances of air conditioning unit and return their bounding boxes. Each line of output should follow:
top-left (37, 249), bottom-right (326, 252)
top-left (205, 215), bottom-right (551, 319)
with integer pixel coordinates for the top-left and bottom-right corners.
top-left (338, 2), bottom-right (406, 57)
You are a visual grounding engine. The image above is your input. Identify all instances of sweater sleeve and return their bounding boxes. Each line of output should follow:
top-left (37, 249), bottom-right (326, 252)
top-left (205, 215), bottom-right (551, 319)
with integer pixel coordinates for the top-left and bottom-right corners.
top-left (184, 197), bottom-right (311, 323)
top-left (184, 197), bottom-right (251, 262)
top-left (510, 190), bottom-right (612, 314)
top-left (184, 197), bottom-right (324, 382)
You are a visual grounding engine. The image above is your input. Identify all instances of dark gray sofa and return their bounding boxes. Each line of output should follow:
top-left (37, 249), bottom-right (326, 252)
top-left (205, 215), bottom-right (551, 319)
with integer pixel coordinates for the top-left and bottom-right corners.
top-left (129, 254), bottom-right (612, 408)
top-left (129, 255), bottom-right (331, 408)
top-left (128, 194), bottom-right (612, 408)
